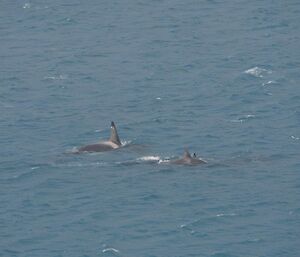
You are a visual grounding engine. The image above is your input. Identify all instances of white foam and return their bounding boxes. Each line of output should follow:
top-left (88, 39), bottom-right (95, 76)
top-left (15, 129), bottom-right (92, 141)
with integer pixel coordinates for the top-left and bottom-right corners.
top-left (244, 67), bottom-right (272, 78)
top-left (137, 156), bottom-right (160, 161)
top-left (158, 159), bottom-right (170, 164)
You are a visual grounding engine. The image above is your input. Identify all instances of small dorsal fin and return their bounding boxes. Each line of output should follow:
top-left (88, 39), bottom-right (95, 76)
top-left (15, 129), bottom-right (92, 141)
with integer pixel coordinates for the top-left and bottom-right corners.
top-left (109, 121), bottom-right (121, 145)
top-left (183, 149), bottom-right (192, 159)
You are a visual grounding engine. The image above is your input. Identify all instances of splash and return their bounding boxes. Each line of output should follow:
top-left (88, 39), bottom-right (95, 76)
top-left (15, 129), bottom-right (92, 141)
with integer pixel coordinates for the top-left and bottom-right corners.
top-left (244, 67), bottom-right (272, 78)
top-left (121, 140), bottom-right (132, 146)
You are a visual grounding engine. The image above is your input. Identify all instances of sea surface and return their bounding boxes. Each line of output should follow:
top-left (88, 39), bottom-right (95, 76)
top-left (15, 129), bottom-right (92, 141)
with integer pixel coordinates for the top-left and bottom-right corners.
top-left (1, 1), bottom-right (300, 256)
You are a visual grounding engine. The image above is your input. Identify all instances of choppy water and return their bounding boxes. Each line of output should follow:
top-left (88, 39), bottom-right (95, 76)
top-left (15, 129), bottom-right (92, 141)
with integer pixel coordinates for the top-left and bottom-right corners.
top-left (1, 1), bottom-right (300, 256)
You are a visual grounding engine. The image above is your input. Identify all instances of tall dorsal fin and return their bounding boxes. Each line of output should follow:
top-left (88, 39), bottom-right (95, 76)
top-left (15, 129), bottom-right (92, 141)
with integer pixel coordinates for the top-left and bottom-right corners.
top-left (183, 149), bottom-right (192, 159)
top-left (109, 121), bottom-right (121, 145)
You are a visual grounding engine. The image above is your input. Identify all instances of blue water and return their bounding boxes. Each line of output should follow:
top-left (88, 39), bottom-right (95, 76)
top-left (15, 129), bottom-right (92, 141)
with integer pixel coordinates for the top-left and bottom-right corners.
top-left (1, 1), bottom-right (300, 256)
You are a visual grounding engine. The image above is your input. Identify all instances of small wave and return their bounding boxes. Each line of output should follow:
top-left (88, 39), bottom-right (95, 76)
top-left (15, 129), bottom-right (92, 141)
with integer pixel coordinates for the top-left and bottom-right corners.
top-left (239, 238), bottom-right (263, 244)
top-left (53, 161), bottom-right (107, 168)
top-left (43, 75), bottom-right (68, 80)
top-left (8, 167), bottom-right (43, 181)
top-left (229, 119), bottom-right (243, 123)
top-left (243, 114), bottom-right (255, 119)
top-left (65, 147), bottom-right (80, 154)
top-left (291, 135), bottom-right (299, 140)
top-left (262, 80), bottom-right (277, 86)
top-left (23, 3), bottom-right (31, 9)
top-left (35, 5), bottom-right (49, 10)
top-left (244, 67), bottom-right (272, 78)
top-left (102, 248), bottom-right (120, 255)
top-left (215, 213), bottom-right (237, 217)
top-left (30, 166), bottom-right (40, 170)
top-left (179, 223), bottom-right (195, 234)
top-left (2, 103), bottom-right (14, 108)
top-left (179, 220), bottom-right (201, 235)
top-left (230, 114), bottom-right (256, 123)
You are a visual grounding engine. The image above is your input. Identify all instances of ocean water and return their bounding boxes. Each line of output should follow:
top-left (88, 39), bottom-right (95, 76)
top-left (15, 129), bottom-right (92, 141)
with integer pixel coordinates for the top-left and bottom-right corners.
top-left (1, 0), bottom-right (300, 256)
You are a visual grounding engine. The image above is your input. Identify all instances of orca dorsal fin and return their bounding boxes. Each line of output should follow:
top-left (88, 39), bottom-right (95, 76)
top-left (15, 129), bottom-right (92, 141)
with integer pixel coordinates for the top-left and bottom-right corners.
top-left (183, 149), bottom-right (192, 159)
top-left (109, 121), bottom-right (121, 145)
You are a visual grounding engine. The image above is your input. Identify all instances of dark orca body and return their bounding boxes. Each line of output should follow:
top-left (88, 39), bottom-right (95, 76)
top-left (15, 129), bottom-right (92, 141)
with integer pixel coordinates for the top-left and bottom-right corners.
top-left (78, 143), bottom-right (117, 152)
